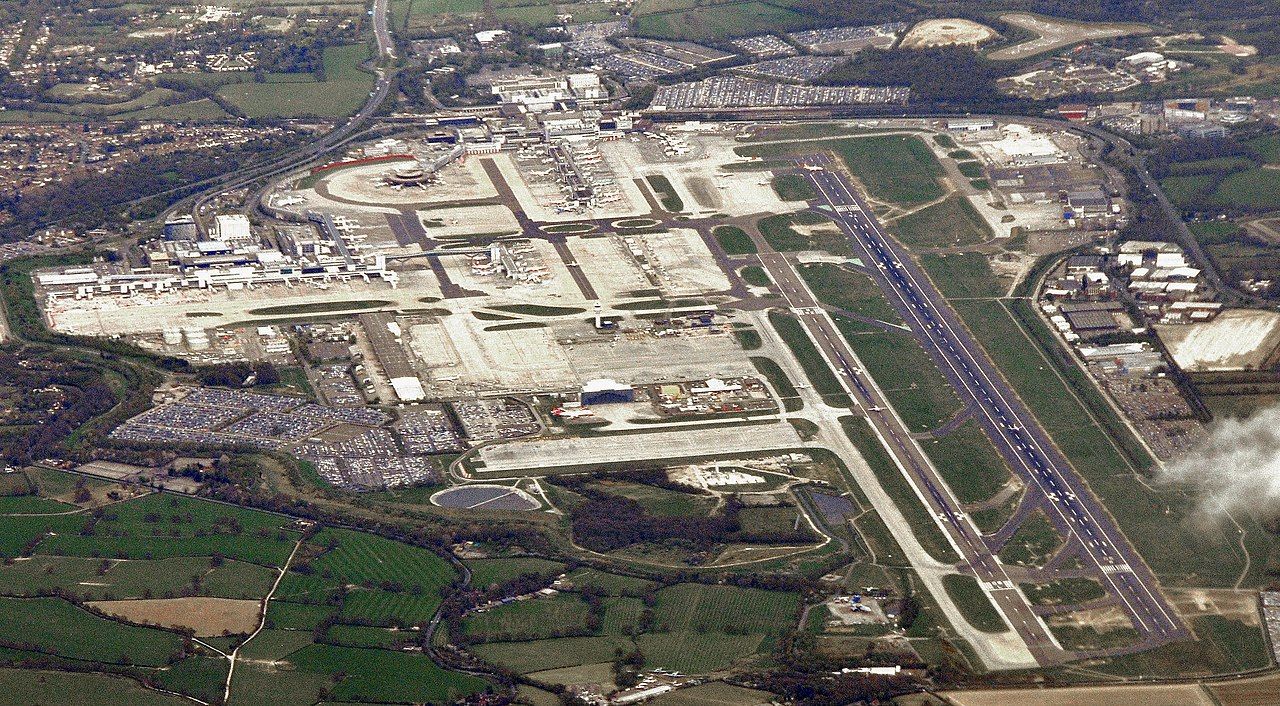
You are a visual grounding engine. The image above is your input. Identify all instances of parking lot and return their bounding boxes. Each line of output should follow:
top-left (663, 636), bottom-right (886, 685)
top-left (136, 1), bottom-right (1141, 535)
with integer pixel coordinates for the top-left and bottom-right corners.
top-left (652, 76), bottom-right (909, 110)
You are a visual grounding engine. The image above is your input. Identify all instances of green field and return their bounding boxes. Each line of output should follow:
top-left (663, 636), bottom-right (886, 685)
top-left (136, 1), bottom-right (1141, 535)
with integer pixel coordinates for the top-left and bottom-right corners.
top-left (772, 173), bottom-right (817, 201)
top-left (311, 527), bottom-right (456, 590)
top-left (889, 194), bottom-right (992, 249)
top-left (942, 574), bottom-right (1007, 633)
top-left (757, 211), bottom-right (845, 254)
top-left (955, 161), bottom-right (983, 179)
top-left (0, 668), bottom-right (189, 706)
top-left (635, 1), bottom-right (812, 40)
top-left (921, 252), bottom-right (1005, 299)
top-left (740, 265), bottom-right (771, 287)
top-left (996, 511), bottom-right (1061, 566)
top-left (642, 583), bottom-right (799, 672)
top-left (488, 303), bottom-right (586, 316)
top-left (919, 421), bottom-right (1013, 506)
top-left (0, 596), bottom-right (184, 667)
top-left (797, 263), bottom-right (900, 322)
top-left (712, 225), bottom-right (757, 255)
top-left (472, 635), bottom-right (634, 673)
top-left (1019, 578), bottom-right (1106, 606)
top-left (218, 44), bottom-right (374, 118)
top-left (0, 554), bottom-right (276, 601)
top-left (564, 568), bottom-right (657, 595)
top-left (245, 299), bottom-right (391, 316)
top-left (588, 479), bottom-right (713, 517)
top-left (465, 594), bottom-right (592, 639)
top-left (36, 493), bottom-right (299, 566)
top-left (738, 134), bottom-right (945, 209)
top-left (287, 644), bottom-right (487, 702)
top-left (647, 175), bottom-right (684, 211)
top-left (468, 557), bottom-right (567, 588)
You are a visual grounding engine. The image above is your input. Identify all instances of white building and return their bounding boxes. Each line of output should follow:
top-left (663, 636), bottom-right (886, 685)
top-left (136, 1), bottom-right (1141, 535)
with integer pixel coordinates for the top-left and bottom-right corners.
top-left (213, 214), bottom-right (252, 243)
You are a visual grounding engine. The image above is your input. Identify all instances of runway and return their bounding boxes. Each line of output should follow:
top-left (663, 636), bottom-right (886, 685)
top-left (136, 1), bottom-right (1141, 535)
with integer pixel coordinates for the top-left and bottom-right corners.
top-left (755, 157), bottom-right (1188, 664)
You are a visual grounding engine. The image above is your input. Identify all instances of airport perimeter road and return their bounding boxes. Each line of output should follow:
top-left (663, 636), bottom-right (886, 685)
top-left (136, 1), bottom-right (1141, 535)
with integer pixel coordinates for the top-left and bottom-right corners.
top-left (796, 158), bottom-right (1189, 655)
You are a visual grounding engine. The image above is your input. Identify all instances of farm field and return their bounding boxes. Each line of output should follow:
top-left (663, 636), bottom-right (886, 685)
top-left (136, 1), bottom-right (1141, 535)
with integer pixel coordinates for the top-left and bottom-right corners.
top-left (635, 1), bottom-right (813, 41)
top-left (0, 479), bottom-right (486, 702)
top-left (0, 668), bottom-right (190, 706)
top-left (469, 557), bottom-right (567, 588)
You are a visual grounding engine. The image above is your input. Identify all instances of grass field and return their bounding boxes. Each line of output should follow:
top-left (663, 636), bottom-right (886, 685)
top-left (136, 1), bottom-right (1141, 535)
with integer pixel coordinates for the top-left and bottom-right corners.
top-left (833, 316), bottom-right (962, 433)
top-left (889, 194), bottom-right (992, 249)
top-left (473, 635), bottom-right (635, 673)
top-left (919, 421), bottom-right (1014, 506)
top-left (740, 265), bottom-right (771, 287)
top-left (1086, 615), bottom-right (1268, 678)
top-left (0, 668), bottom-right (189, 706)
top-left (0, 554), bottom-right (276, 601)
top-left (647, 175), bottom-right (684, 211)
top-left (798, 263), bottom-right (900, 322)
top-left (635, 1), bottom-right (812, 40)
top-left (39, 493), bottom-right (299, 566)
top-left (218, 44), bottom-right (373, 118)
top-left (311, 527), bottom-right (456, 590)
top-left (643, 583), bottom-right (799, 672)
top-left (712, 225), bottom-right (757, 255)
top-left (266, 600), bottom-right (336, 630)
top-left (840, 417), bottom-right (961, 565)
top-left (942, 574), bottom-right (1007, 633)
top-left (340, 588), bottom-right (441, 626)
top-left (465, 594), bottom-right (592, 639)
top-left (921, 252), bottom-right (1005, 299)
top-left (996, 511), bottom-right (1061, 566)
top-left (590, 480), bottom-right (713, 517)
top-left (468, 557), bottom-right (566, 588)
top-left (758, 211), bottom-right (846, 254)
top-left (0, 596), bottom-right (184, 667)
top-left (326, 624), bottom-right (414, 648)
top-left (772, 173), bottom-right (817, 201)
top-left (741, 134), bottom-right (944, 209)
top-left (564, 568), bottom-right (657, 595)
top-left (246, 299), bottom-right (391, 316)
top-left (288, 644), bottom-right (488, 702)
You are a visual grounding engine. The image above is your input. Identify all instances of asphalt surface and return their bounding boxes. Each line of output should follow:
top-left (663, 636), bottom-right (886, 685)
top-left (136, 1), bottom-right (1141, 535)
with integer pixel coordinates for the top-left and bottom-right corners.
top-left (786, 156), bottom-right (1189, 660)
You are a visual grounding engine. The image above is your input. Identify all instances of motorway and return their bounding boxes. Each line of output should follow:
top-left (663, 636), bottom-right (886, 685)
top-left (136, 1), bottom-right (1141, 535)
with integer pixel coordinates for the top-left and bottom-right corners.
top-left (755, 157), bottom-right (1189, 664)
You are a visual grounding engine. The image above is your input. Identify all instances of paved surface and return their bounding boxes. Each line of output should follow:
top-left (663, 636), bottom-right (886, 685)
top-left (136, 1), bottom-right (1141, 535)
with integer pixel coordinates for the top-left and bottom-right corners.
top-left (785, 155), bottom-right (1188, 661)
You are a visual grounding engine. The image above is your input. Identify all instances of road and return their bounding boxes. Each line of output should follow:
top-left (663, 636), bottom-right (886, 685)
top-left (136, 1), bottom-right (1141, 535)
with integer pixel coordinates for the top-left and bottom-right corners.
top-left (774, 157), bottom-right (1188, 661)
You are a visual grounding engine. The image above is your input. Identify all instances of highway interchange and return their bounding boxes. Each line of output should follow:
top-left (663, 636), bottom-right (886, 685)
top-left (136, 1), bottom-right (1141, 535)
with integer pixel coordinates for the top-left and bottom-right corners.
top-left (754, 156), bottom-right (1189, 664)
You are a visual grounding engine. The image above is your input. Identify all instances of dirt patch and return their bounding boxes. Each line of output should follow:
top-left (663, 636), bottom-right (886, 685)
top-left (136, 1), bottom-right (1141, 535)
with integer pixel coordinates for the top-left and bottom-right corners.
top-left (944, 684), bottom-right (1216, 706)
top-left (1045, 603), bottom-right (1131, 631)
top-left (1159, 309), bottom-right (1280, 372)
top-left (900, 19), bottom-right (998, 49)
top-left (1167, 588), bottom-right (1260, 626)
top-left (88, 597), bottom-right (261, 636)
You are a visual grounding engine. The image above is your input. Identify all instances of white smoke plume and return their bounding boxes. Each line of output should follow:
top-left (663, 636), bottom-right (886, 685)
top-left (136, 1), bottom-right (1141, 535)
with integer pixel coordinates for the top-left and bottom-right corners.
top-left (1155, 407), bottom-right (1280, 517)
